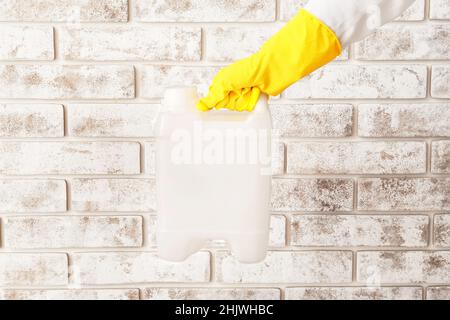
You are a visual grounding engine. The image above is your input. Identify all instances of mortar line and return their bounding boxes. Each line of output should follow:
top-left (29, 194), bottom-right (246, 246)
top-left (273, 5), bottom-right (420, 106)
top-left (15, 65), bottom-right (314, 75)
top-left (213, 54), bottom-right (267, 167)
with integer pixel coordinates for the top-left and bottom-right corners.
top-left (127, 0), bottom-right (133, 23)
top-left (352, 251), bottom-right (357, 283)
top-left (1, 59), bottom-right (450, 65)
top-left (3, 247), bottom-right (448, 254)
top-left (275, 0), bottom-right (281, 21)
top-left (0, 18), bottom-right (444, 26)
top-left (425, 0), bottom-right (431, 20)
top-left (430, 213), bottom-right (436, 247)
top-left (2, 172), bottom-right (450, 178)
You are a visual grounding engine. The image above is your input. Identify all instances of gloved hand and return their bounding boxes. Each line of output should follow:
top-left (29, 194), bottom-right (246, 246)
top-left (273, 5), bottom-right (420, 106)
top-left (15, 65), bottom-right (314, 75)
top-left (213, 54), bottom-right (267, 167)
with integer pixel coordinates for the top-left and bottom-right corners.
top-left (197, 0), bottom-right (416, 112)
top-left (197, 9), bottom-right (342, 112)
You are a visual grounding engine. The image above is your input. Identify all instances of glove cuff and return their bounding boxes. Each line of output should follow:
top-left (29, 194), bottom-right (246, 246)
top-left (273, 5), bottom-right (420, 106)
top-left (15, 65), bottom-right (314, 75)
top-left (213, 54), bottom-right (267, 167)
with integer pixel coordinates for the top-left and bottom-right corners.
top-left (259, 9), bottom-right (343, 96)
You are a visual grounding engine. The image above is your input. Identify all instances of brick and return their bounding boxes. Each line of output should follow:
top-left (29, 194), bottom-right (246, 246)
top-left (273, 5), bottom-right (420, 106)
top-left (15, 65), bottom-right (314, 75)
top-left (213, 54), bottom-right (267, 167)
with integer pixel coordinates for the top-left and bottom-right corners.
top-left (435, 214), bottom-right (450, 247)
top-left (142, 288), bottom-right (280, 300)
top-left (285, 287), bottom-right (423, 300)
top-left (355, 24), bottom-right (449, 60)
top-left (213, 215), bottom-right (286, 248)
top-left (4, 216), bottom-right (143, 248)
top-left (148, 215), bottom-right (286, 248)
top-left (271, 142), bottom-right (285, 175)
top-left (148, 215), bottom-right (158, 246)
top-left (358, 103), bottom-right (450, 137)
top-left (432, 141), bottom-right (450, 173)
top-left (432, 66), bottom-right (450, 98)
top-left (0, 289), bottom-right (139, 300)
top-left (397, 0), bottom-right (426, 20)
top-left (271, 178), bottom-right (353, 212)
top-left (430, 0), bottom-right (450, 19)
top-left (283, 65), bottom-right (427, 99)
top-left (268, 215), bottom-right (286, 246)
top-left (134, 0), bottom-right (276, 22)
top-left (144, 142), bottom-right (156, 175)
top-left (358, 178), bottom-right (450, 211)
top-left (61, 27), bottom-right (201, 61)
top-left (270, 104), bottom-right (353, 138)
top-left (427, 287), bottom-right (450, 300)
top-left (216, 251), bottom-right (352, 283)
top-left (205, 24), bottom-right (346, 62)
top-left (0, 26), bottom-right (53, 60)
top-left (0, 65), bottom-right (134, 99)
top-left (140, 65), bottom-right (218, 99)
top-left (67, 104), bottom-right (159, 138)
top-left (205, 25), bottom-right (279, 62)
top-left (0, 0), bottom-right (128, 22)
top-left (0, 180), bottom-right (66, 213)
top-left (71, 179), bottom-right (155, 212)
top-left (279, 0), bottom-right (311, 21)
top-left (71, 252), bottom-right (210, 285)
top-left (0, 142), bottom-right (140, 175)
top-left (287, 141), bottom-right (426, 174)
top-left (357, 251), bottom-right (450, 284)
top-left (280, 0), bottom-right (424, 21)
top-left (0, 253), bottom-right (67, 286)
top-left (291, 215), bottom-right (428, 247)
top-left (0, 104), bottom-right (63, 137)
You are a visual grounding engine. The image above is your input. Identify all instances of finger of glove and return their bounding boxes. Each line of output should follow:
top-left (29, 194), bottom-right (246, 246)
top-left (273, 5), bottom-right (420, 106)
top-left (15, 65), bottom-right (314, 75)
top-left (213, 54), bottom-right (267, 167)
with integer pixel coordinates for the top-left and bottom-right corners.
top-left (197, 55), bottom-right (260, 111)
top-left (198, 87), bottom-right (261, 112)
top-left (196, 85), bottom-right (227, 111)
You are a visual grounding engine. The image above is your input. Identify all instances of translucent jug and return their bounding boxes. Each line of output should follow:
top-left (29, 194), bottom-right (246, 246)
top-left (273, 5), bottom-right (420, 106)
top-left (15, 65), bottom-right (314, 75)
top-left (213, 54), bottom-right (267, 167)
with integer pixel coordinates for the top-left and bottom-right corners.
top-left (156, 87), bottom-right (272, 263)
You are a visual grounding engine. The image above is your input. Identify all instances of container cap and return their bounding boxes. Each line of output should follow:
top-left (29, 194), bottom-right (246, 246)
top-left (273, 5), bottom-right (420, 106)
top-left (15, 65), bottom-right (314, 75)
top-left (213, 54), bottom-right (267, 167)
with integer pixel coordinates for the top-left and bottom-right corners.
top-left (163, 86), bottom-right (199, 112)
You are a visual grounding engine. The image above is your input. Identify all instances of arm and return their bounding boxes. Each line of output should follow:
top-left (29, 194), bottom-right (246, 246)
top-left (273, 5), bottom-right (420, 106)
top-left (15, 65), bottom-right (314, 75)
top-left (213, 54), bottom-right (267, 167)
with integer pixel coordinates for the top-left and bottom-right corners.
top-left (197, 0), bottom-right (417, 112)
top-left (305, 0), bottom-right (416, 47)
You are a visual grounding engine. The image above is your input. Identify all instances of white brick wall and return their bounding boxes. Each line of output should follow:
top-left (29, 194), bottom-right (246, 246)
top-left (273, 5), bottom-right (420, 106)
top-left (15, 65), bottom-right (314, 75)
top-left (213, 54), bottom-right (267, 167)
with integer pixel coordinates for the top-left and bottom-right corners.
top-left (0, 0), bottom-right (448, 300)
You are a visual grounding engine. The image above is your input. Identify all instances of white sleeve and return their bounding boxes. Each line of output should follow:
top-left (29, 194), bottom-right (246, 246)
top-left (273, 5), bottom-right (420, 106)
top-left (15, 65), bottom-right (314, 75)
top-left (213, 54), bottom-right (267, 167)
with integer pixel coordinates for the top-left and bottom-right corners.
top-left (305, 0), bottom-right (416, 47)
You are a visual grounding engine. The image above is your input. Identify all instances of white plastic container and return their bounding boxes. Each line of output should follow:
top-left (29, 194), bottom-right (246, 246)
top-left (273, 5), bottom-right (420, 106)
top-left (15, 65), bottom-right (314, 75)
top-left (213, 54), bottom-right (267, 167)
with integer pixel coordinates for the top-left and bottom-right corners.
top-left (156, 87), bottom-right (272, 263)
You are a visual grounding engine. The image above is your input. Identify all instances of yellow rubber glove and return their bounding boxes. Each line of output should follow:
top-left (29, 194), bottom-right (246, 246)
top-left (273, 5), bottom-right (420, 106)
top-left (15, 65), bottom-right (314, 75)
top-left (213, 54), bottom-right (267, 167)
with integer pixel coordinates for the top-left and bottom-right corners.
top-left (197, 9), bottom-right (342, 112)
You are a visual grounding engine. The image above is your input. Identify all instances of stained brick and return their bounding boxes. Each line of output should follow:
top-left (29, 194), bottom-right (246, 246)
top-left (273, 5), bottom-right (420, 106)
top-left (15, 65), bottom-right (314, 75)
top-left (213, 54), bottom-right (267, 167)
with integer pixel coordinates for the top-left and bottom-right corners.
top-left (287, 141), bottom-right (426, 174)
top-left (140, 65), bottom-right (218, 99)
top-left (0, 180), bottom-right (66, 213)
top-left (358, 104), bottom-right (450, 137)
top-left (0, 142), bottom-right (140, 175)
top-left (271, 178), bottom-right (354, 212)
top-left (0, 65), bottom-right (134, 99)
top-left (431, 66), bottom-right (450, 98)
top-left (216, 251), bottom-right (352, 283)
top-left (134, 0), bottom-right (276, 22)
top-left (4, 216), bottom-right (143, 248)
top-left (0, 253), bottom-right (68, 286)
top-left (285, 287), bottom-right (423, 300)
top-left (67, 104), bottom-right (159, 137)
top-left (0, 0), bottom-right (128, 22)
top-left (355, 24), bottom-right (449, 60)
top-left (71, 252), bottom-right (210, 285)
top-left (61, 27), bottom-right (201, 61)
top-left (142, 288), bottom-right (280, 300)
top-left (270, 104), bottom-right (353, 138)
top-left (0, 289), bottom-right (139, 300)
top-left (280, 0), bottom-right (425, 21)
top-left (0, 26), bottom-right (53, 60)
top-left (71, 179), bottom-right (155, 212)
top-left (291, 215), bottom-right (428, 247)
top-left (435, 214), bottom-right (450, 247)
top-left (432, 141), bottom-right (450, 173)
top-left (427, 287), bottom-right (450, 300)
top-left (430, 0), bottom-right (450, 20)
top-left (357, 251), bottom-right (450, 283)
top-left (283, 65), bottom-right (427, 99)
top-left (358, 178), bottom-right (450, 211)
